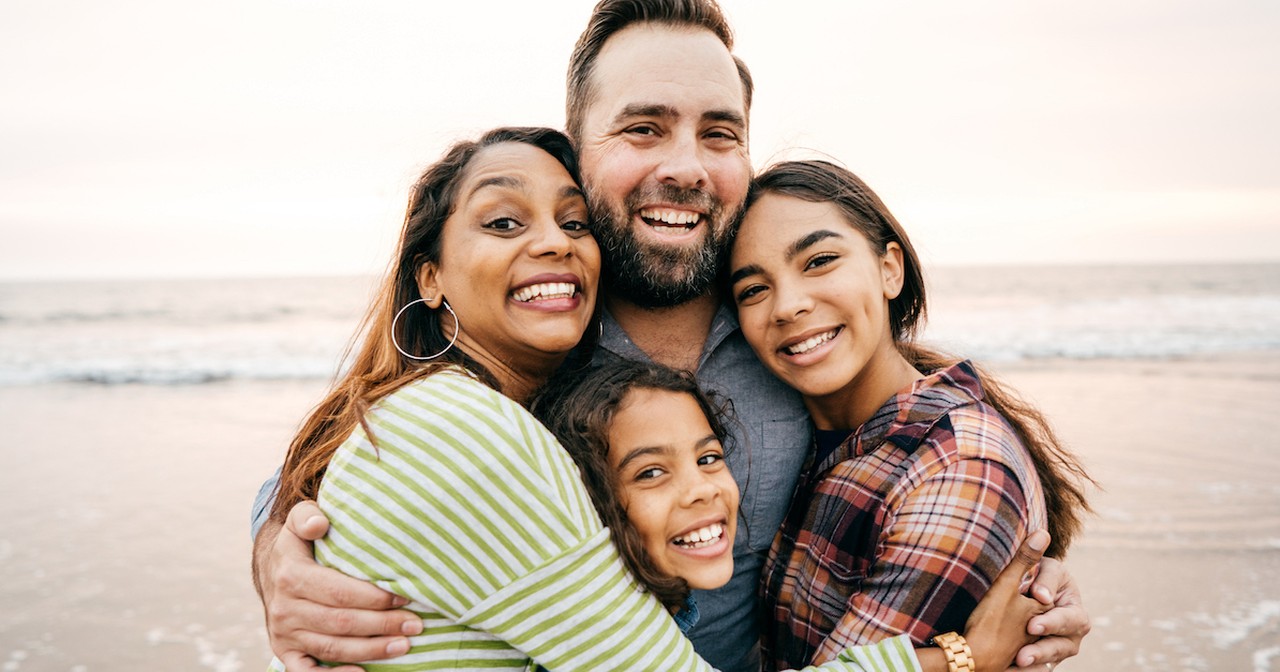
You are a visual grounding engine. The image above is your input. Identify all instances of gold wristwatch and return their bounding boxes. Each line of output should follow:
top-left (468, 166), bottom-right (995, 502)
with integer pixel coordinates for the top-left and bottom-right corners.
top-left (932, 631), bottom-right (976, 672)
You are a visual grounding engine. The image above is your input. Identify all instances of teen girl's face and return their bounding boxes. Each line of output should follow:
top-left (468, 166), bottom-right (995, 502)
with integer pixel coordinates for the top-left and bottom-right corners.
top-left (420, 142), bottom-right (600, 376)
top-left (729, 193), bottom-right (905, 419)
top-left (607, 388), bottom-right (739, 591)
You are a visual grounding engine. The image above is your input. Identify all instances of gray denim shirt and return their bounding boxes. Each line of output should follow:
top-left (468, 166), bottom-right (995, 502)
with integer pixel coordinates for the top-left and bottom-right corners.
top-left (250, 304), bottom-right (812, 672)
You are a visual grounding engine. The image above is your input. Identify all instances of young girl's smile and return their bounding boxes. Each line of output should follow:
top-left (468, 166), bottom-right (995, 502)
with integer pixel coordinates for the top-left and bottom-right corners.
top-left (606, 387), bottom-right (739, 591)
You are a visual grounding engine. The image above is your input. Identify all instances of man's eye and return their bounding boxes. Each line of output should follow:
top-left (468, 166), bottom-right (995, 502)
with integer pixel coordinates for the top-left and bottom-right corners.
top-left (625, 126), bottom-right (657, 136)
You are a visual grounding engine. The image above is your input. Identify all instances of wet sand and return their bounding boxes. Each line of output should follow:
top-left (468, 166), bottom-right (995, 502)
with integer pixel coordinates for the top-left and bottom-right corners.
top-left (1, 354), bottom-right (1277, 671)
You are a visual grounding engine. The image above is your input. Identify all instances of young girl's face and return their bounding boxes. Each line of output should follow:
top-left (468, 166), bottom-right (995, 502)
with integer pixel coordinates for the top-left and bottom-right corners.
top-left (607, 388), bottom-right (739, 591)
top-left (729, 192), bottom-right (904, 405)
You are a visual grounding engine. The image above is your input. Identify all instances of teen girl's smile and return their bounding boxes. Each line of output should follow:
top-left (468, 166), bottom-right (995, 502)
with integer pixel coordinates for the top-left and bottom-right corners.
top-left (606, 387), bottom-right (739, 590)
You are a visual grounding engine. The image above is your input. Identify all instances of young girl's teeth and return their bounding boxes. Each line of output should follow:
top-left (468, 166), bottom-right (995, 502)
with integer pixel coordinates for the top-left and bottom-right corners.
top-left (513, 282), bottom-right (576, 302)
top-left (673, 522), bottom-right (724, 548)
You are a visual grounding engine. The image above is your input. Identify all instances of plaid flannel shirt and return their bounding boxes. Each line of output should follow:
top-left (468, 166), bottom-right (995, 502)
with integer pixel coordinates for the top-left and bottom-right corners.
top-left (761, 361), bottom-right (1047, 670)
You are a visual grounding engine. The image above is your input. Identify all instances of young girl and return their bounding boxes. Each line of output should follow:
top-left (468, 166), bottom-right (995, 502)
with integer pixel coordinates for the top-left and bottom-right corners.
top-left (533, 358), bottom-right (1056, 672)
top-left (727, 161), bottom-right (1093, 670)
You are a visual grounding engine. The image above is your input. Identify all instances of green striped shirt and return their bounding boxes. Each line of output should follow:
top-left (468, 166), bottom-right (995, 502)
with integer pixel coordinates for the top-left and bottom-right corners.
top-left (268, 369), bottom-right (922, 671)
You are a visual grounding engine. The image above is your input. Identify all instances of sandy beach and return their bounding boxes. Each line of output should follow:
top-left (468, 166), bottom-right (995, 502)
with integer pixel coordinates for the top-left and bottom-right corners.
top-left (1, 353), bottom-right (1277, 671)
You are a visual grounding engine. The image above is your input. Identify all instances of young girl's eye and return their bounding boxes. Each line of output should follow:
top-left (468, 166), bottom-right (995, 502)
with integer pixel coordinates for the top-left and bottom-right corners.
top-left (805, 253), bottom-right (838, 271)
top-left (635, 466), bottom-right (666, 481)
top-left (697, 452), bottom-right (724, 467)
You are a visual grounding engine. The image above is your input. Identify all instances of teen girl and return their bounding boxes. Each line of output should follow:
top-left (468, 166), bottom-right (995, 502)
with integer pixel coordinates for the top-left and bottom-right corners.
top-left (728, 160), bottom-right (1093, 671)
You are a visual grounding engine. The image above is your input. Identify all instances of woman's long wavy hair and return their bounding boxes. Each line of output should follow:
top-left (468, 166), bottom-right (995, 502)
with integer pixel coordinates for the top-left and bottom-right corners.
top-left (271, 127), bottom-right (595, 523)
top-left (740, 160), bottom-right (1094, 557)
top-left (530, 360), bottom-right (737, 611)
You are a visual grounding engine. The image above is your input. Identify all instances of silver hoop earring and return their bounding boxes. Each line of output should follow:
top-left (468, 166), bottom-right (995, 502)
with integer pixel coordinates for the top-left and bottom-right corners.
top-left (391, 298), bottom-right (459, 361)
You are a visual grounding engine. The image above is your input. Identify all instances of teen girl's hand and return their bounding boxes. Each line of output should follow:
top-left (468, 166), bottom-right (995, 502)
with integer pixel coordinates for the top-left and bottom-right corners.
top-left (254, 500), bottom-right (423, 671)
top-left (1010, 555), bottom-right (1090, 670)
top-left (962, 530), bottom-right (1053, 672)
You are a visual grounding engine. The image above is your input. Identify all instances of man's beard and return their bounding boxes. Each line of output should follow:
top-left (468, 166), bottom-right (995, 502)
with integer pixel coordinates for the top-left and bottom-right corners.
top-left (589, 184), bottom-right (739, 309)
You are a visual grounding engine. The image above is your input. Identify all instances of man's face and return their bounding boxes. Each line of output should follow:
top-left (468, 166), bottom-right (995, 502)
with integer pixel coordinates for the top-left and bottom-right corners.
top-left (575, 24), bottom-right (751, 308)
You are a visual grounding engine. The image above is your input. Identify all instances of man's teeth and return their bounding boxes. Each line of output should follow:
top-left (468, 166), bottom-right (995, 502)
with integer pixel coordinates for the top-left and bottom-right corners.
top-left (672, 523), bottom-right (724, 549)
top-left (512, 282), bottom-right (577, 303)
top-left (639, 208), bottom-right (700, 226)
top-left (785, 330), bottom-right (838, 356)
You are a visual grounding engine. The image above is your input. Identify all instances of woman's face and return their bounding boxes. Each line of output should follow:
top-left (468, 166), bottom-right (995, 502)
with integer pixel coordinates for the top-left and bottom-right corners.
top-left (729, 193), bottom-right (903, 406)
top-left (606, 388), bottom-right (738, 591)
top-left (423, 142), bottom-right (600, 375)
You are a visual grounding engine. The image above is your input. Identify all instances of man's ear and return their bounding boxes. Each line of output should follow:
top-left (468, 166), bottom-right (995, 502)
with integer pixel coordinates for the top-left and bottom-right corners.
top-left (881, 242), bottom-right (905, 301)
top-left (416, 262), bottom-right (443, 309)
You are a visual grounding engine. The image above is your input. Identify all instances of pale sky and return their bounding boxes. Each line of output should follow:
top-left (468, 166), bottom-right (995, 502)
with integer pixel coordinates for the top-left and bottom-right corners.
top-left (2, 0), bottom-right (1277, 280)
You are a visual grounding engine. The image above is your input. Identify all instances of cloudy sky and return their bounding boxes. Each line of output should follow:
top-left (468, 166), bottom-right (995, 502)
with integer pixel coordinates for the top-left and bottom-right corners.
top-left (2, 0), bottom-right (1277, 280)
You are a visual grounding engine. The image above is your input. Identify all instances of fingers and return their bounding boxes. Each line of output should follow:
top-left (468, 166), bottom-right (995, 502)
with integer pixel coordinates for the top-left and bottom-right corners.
top-left (285, 500), bottom-right (331, 541)
top-left (278, 648), bottom-right (367, 672)
top-left (276, 557), bottom-right (412, 611)
top-left (1027, 601), bottom-right (1091, 639)
top-left (991, 530), bottom-right (1049, 596)
top-left (292, 630), bottom-right (414, 666)
top-left (1014, 635), bottom-right (1081, 668)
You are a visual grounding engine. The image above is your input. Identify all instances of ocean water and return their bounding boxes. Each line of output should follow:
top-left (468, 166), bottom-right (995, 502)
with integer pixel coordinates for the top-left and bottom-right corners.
top-left (1, 263), bottom-right (1277, 386)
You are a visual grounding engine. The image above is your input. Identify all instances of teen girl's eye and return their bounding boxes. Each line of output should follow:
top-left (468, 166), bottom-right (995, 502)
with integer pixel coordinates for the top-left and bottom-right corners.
top-left (734, 283), bottom-right (766, 306)
top-left (804, 252), bottom-right (839, 271)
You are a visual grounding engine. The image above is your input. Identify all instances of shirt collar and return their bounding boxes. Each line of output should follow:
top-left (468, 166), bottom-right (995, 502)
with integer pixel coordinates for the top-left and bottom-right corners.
top-left (598, 302), bottom-right (740, 370)
top-left (815, 359), bottom-right (986, 475)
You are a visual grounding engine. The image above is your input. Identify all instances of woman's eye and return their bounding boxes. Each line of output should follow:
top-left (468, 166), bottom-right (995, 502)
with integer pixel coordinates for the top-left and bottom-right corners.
top-left (561, 219), bottom-right (590, 233)
top-left (805, 253), bottom-right (838, 270)
top-left (484, 217), bottom-right (520, 231)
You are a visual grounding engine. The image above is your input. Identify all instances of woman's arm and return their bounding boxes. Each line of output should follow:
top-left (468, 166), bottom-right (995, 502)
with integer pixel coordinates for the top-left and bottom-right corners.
top-left (310, 375), bottom-right (923, 672)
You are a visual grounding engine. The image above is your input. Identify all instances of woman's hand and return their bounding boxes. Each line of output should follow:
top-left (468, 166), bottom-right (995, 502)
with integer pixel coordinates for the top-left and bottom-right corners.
top-left (962, 530), bottom-right (1053, 672)
top-left (253, 500), bottom-right (424, 671)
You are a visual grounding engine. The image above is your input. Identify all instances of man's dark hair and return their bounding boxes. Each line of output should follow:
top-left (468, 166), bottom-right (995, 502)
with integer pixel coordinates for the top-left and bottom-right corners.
top-left (565, 0), bottom-right (754, 143)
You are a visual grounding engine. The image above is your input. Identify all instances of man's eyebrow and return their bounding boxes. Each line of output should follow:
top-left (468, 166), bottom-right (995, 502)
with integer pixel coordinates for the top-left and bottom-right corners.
top-left (614, 103), bottom-right (678, 124)
top-left (702, 108), bottom-right (746, 129)
top-left (728, 230), bottom-right (844, 285)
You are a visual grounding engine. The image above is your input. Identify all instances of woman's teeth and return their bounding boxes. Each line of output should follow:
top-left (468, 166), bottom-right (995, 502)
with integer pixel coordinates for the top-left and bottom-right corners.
top-left (512, 282), bottom-right (577, 303)
top-left (672, 522), bottom-right (724, 549)
top-left (784, 329), bottom-right (838, 355)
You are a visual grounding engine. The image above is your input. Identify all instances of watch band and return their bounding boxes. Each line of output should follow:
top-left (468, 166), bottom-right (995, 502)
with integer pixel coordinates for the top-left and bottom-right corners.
top-left (932, 631), bottom-right (976, 672)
